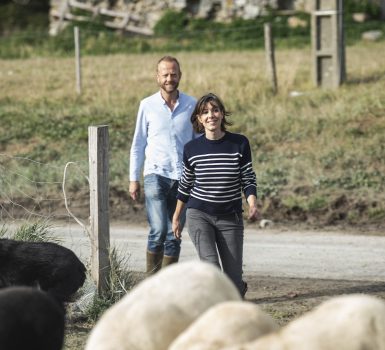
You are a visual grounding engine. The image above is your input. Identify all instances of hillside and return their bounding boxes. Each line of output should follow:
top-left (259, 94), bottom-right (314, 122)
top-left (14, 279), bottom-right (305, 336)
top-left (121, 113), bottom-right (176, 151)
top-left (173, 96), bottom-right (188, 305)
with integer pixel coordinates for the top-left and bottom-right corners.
top-left (1, 45), bottom-right (385, 231)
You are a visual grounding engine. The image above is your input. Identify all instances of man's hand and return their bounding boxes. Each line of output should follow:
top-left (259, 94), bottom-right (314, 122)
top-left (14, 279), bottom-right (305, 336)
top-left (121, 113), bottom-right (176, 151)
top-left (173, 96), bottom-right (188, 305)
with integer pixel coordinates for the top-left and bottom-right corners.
top-left (172, 216), bottom-right (182, 239)
top-left (172, 200), bottom-right (186, 239)
top-left (129, 181), bottom-right (141, 201)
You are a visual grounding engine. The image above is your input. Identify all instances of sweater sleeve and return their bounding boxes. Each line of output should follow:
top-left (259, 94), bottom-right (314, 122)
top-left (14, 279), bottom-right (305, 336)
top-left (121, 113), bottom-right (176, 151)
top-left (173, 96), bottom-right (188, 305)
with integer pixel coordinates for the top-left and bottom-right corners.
top-left (177, 147), bottom-right (195, 203)
top-left (240, 137), bottom-right (257, 198)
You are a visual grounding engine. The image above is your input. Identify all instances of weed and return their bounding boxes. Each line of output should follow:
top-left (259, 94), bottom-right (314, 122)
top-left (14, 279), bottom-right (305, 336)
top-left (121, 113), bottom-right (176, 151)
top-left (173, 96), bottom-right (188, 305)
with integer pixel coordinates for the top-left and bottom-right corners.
top-left (12, 219), bottom-right (61, 243)
top-left (83, 247), bottom-right (142, 322)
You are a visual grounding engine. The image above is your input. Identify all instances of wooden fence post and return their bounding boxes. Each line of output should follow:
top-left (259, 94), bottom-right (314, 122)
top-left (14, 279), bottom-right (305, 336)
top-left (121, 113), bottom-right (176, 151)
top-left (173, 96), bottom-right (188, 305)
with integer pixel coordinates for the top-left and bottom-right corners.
top-left (89, 125), bottom-right (110, 295)
top-left (74, 26), bottom-right (82, 95)
top-left (264, 23), bottom-right (278, 94)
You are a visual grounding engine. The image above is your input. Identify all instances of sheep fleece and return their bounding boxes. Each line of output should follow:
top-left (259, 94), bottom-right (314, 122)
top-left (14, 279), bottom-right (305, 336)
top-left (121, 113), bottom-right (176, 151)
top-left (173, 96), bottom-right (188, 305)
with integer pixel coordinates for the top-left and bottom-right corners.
top-left (224, 294), bottom-right (385, 350)
top-left (169, 301), bottom-right (279, 350)
top-left (85, 261), bottom-right (241, 350)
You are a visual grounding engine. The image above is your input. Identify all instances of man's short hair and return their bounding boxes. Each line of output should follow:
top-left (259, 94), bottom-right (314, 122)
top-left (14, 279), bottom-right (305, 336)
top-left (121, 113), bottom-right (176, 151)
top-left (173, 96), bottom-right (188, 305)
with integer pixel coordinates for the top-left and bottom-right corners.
top-left (157, 56), bottom-right (181, 72)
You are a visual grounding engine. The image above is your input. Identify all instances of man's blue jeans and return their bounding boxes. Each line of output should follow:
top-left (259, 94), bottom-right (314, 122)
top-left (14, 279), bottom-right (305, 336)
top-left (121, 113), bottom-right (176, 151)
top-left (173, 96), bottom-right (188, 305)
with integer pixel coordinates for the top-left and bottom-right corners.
top-left (144, 174), bottom-right (185, 257)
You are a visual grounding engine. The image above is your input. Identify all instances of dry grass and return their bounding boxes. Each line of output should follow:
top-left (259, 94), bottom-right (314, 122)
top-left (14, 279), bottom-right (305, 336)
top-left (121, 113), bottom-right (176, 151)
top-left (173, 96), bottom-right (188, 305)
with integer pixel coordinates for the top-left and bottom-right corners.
top-left (1, 42), bottom-right (385, 225)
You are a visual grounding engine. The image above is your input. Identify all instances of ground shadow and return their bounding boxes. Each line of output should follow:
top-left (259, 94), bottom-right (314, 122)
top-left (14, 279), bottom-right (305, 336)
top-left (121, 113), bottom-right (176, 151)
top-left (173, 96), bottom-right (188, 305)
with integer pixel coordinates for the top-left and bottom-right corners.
top-left (345, 71), bottom-right (385, 85)
top-left (250, 280), bottom-right (385, 304)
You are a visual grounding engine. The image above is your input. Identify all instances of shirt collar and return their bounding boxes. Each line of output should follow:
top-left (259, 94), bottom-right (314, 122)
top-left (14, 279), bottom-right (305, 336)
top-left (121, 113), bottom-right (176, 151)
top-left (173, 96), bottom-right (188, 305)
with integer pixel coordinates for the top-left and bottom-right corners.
top-left (158, 90), bottom-right (180, 105)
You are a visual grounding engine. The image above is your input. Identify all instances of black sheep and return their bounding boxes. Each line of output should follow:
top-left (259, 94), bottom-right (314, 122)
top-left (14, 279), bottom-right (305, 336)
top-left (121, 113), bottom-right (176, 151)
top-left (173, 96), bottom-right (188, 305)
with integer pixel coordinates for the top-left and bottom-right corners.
top-left (0, 286), bottom-right (65, 350)
top-left (0, 238), bottom-right (86, 303)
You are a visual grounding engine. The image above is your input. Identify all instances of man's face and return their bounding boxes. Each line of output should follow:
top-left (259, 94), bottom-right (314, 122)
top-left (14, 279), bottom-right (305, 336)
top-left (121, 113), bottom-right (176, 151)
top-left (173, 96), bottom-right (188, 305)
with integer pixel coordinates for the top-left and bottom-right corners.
top-left (157, 61), bottom-right (181, 94)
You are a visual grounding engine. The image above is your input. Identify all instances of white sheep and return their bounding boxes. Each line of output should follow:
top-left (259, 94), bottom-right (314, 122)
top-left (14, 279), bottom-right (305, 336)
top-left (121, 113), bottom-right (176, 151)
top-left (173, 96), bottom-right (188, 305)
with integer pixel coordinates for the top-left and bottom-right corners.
top-left (85, 260), bottom-right (241, 350)
top-left (169, 300), bottom-right (279, 350)
top-left (223, 294), bottom-right (385, 350)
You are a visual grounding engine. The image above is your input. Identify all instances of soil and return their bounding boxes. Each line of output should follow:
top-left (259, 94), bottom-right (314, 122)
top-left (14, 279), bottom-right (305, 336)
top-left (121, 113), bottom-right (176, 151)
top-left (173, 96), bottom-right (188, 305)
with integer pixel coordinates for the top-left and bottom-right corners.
top-left (2, 188), bottom-right (385, 234)
top-left (245, 275), bottom-right (385, 325)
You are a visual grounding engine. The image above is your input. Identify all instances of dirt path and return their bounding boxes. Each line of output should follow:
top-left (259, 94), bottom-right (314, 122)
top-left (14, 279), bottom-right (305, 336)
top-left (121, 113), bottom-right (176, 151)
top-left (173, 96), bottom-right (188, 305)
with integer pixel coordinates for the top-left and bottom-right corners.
top-left (245, 275), bottom-right (385, 325)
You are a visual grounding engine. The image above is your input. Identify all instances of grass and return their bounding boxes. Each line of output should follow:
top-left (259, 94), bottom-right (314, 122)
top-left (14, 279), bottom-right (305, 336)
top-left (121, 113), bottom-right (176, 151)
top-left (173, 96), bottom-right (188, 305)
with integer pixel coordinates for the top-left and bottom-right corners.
top-left (1, 42), bottom-right (385, 227)
top-left (0, 219), bottom-right (61, 242)
top-left (82, 247), bottom-right (142, 322)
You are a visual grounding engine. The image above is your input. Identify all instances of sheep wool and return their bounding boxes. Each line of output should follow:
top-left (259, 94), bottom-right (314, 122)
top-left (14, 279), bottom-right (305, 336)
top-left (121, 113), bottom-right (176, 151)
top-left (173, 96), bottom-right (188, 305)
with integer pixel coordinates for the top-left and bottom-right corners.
top-left (223, 294), bottom-right (385, 350)
top-left (169, 301), bottom-right (280, 350)
top-left (85, 261), bottom-right (241, 350)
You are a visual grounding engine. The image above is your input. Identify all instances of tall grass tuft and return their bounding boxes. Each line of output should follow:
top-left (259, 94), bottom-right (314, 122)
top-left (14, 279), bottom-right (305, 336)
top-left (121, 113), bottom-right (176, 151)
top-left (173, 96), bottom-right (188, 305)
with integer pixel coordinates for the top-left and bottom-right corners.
top-left (83, 247), bottom-right (142, 322)
top-left (11, 220), bottom-right (61, 243)
top-left (0, 220), bottom-right (61, 243)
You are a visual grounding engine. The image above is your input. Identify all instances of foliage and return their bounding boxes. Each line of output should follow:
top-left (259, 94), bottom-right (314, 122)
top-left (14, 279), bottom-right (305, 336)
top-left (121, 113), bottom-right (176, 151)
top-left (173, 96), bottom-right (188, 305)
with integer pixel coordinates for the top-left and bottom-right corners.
top-left (153, 9), bottom-right (189, 35)
top-left (1, 2), bottom-right (385, 59)
top-left (344, 0), bottom-right (382, 18)
top-left (0, 0), bottom-right (49, 34)
top-left (12, 220), bottom-right (61, 243)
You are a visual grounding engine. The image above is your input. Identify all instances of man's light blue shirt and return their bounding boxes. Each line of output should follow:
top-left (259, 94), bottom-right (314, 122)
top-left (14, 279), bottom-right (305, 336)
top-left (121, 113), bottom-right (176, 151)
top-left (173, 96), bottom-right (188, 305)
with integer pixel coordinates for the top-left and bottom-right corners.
top-left (129, 91), bottom-right (197, 181)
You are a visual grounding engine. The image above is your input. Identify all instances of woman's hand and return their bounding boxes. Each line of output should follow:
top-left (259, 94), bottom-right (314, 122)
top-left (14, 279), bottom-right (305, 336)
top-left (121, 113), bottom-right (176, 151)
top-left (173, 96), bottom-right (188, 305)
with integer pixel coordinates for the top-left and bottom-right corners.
top-left (247, 195), bottom-right (259, 222)
top-left (248, 205), bottom-right (259, 222)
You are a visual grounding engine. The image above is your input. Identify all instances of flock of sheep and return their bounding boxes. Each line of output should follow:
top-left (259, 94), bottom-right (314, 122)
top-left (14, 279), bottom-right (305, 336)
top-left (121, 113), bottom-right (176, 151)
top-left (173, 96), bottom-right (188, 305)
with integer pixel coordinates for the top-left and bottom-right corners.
top-left (86, 261), bottom-right (385, 350)
top-left (0, 238), bottom-right (385, 350)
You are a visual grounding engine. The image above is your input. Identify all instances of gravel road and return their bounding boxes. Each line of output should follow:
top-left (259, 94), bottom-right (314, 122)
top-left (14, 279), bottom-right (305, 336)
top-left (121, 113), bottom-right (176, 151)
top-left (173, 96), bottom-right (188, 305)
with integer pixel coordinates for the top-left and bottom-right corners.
top-left (51, 224), bottom-right (385, 282)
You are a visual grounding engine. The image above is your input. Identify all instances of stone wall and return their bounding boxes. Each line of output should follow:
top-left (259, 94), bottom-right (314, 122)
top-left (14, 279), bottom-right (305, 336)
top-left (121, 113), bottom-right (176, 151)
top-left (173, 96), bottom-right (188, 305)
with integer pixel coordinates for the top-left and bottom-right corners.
top-left (50, 0), bottom-right (310, 35)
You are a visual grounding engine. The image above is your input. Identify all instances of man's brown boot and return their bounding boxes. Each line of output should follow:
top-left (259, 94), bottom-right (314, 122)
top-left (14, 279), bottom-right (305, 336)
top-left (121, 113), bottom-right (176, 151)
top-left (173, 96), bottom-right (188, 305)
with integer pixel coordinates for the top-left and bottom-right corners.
top-left (146, 250), bottom-right (163, 275)
top-left (161, 255), bottom-right (179, 269)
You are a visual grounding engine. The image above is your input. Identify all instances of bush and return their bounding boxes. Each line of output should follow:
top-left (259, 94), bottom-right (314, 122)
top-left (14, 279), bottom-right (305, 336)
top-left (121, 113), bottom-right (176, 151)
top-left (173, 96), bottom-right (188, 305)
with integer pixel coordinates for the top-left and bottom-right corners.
top-left (153, 10), bottom-right (189, 36)
top-left (344, 0), bottom-right (381, 19)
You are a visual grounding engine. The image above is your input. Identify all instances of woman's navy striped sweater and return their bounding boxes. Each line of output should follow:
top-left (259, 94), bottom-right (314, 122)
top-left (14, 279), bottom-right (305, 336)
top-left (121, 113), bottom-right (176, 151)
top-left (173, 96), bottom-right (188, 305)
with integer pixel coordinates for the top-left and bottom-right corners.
top-left (177, 132), bottom-right (257, 215)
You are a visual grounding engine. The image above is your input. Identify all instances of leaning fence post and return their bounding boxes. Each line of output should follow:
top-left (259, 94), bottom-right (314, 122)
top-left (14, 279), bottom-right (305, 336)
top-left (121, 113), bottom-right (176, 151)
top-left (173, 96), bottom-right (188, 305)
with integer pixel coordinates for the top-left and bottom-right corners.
top-left (89, 125), bottom-right (110, 295)
top-left (74, 26), bottom-right (82, 95)
top-left (264, 22), bottom-right (278, 94)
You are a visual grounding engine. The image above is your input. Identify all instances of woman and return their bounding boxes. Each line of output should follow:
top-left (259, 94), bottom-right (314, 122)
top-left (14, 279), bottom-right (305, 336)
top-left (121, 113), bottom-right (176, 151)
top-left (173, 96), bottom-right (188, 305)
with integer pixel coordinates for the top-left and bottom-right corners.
top-left (172, 93), bottom-right (259, 297)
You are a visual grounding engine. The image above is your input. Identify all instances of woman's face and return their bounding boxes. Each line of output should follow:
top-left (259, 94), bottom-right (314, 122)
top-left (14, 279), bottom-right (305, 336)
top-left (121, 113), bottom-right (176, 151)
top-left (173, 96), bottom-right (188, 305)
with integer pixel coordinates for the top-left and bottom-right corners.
top-left (197, 102), bottom-right (223, 133)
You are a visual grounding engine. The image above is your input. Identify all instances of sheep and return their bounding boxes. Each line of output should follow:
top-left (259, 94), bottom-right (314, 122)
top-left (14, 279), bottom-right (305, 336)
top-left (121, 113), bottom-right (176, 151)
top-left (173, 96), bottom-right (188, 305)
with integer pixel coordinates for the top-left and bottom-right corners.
top-left (0, 238), bottom-right (86, 303)
top-left (223, 294), bottom-right (385, 350)
top-left (85, 260), bottom-right (242, 350)
top-left (169, 301), bottom-right (280, 350)
top-left (0, 286), bottom-right (65, 350)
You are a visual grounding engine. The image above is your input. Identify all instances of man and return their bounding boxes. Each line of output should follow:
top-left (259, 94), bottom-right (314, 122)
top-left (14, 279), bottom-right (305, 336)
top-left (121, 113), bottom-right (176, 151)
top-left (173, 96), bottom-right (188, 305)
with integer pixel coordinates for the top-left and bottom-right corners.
top-left (129, 56), bottom-right (196, 274)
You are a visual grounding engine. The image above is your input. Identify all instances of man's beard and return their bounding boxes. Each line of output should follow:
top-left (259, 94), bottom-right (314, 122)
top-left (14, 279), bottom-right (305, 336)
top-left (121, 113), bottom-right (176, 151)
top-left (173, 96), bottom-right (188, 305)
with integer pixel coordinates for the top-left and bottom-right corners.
top-left (161, 81), bottom-right (179, 93)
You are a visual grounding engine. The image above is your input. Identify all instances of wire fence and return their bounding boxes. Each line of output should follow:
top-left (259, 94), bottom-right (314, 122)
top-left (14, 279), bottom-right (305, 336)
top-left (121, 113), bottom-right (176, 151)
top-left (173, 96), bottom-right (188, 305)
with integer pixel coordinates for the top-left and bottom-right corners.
top-left (0, 18), bottom-right (312, 59)
top-left (0, 153), bottom-right (89, 223)
top-left (1, 12), bottom-right (384, 60)
top-left (0, 152), bottom-right (274, 225)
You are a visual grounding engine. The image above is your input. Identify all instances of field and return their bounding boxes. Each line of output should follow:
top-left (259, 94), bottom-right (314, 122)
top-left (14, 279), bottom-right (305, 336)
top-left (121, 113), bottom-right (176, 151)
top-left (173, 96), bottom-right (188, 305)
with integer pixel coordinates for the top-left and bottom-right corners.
top-left (1, 42), bottom-right (385, 229)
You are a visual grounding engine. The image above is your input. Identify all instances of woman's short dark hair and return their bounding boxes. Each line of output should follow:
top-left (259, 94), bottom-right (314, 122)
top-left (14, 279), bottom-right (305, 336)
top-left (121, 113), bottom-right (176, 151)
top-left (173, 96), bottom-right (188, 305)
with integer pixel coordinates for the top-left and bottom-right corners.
top-left (191, 93), bottom-right (232, 133)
